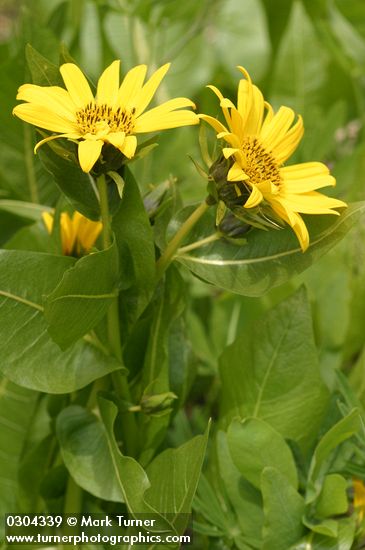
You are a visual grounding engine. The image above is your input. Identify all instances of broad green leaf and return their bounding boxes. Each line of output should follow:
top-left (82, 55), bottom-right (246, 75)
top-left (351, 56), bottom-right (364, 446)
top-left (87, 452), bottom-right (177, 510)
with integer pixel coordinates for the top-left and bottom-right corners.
top-left (38, 146), bottom-right (100, 221)
top-left (145, 425), bottom-right (209, 534)
top-left (25, 44), bottom-right (63, 87)
top-left (220, 288), bottom-right (329, 450)
top-left (138, 268), bottom-right (185, 465)
top-left (307, 409), bottom-right (362, 501)
top-left (213, 0), bottom-right (270, 81)
top-left (0, 250), bottom-right (121, 393)
top-left (174, 203), bottom-right (365, 297)
top-left (57, 406), bottom-right (124, 503)
top-left (291, 517), bottom-right (356, 549)
top-left (328, 4), bottom-right (365, 68)
top-left (270, 0), bottom-right (328, 115)
top-left (112, 168), bottom-right (155, 329)
top-left (0, 376), bottom-right (37, 536)
top-left (216, 431), bottom-right (263, 545)
top-left (227, 418), bottom-right (298, 490)
top-left (261, 467), bottom-right (305, 550)
top-left (0, 200), bottom-right (52, 221)
top-left (315, 474), bottom-right (348, 518)
top-left (45, 240), bottom-right (119, 349)
top-left (97, 396), bottom-right (175, 532)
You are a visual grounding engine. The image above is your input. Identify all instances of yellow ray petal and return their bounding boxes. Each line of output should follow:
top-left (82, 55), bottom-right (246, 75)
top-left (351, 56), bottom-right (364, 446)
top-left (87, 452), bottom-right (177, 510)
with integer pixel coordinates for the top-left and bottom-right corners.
top-left (78, 139), bottom-right (103, 172)
top-left (227, 162), bottom-right (249, 182)
top-left (13, 104), bottom-right (77, 133)
top-left (274, 116), bottom-right (304, 164)
top-left (223, 147), bottom-right (240, 159)
top-left (237, 78), bottom-right (252, 124)
top-left (97, 60), bottom-right (120, 107)
top-left (118, 64), bottom-right (147, 107)
top-left (279, 192), bottom-right (347, 214)
top-left (260, 106), bottom-right (295, 150)
top-left (134, 109), bottom-right (198, 133)
top-left (244, 184), bottom-right (263, 208)
top-left (270, 200), bottom-right (309, 251)
top-left (106, 131), bottom-right (126, 150)
top-left (217, 131), bottom-right (241, 148)
top-left (60, 63), bottom-right (94, 108)
top-left (281, 174), bottom-right (336, 193)
top-left (281, 162), bottom-right (330, 179)
top-left (42, 212), bottom-right (54, 234)
top-left (134, 63), bottom-right (170, 116)
top-left (207, 85), bottom-right (232, 129)
top-left (120, 135), bottom-right (137, 158)
top-left (34, 132), bottom-right (81, 153)
top-left (244, 85), bottom-right (265, 136)
top-left (229, 108), bottom-right (245, 142)
top-left (135, 97), bottom-right (196, 121)
top-left (199, 114), bottom-right (227, 134)
top-left (16, 84), bottom-right (76, 120)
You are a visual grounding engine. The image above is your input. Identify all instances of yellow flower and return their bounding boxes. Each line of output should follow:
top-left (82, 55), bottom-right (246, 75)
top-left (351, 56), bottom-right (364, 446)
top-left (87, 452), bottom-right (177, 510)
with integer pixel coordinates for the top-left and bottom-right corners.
top-left (200, 67), bottom-right (347, 251)
top-left (354, 479), bottom-right (365, 525)
top-left (13, 60), bottom-right (199, 173)
top-left (42, 211), bottom-right (102, 256)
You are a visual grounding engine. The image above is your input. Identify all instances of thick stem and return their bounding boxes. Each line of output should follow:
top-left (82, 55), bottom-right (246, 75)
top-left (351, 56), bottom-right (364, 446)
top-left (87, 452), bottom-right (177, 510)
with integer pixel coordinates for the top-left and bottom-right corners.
top-left (97, 174), bottom-right (138, 455)
top-left (155, 201), bottom-right (209, 280)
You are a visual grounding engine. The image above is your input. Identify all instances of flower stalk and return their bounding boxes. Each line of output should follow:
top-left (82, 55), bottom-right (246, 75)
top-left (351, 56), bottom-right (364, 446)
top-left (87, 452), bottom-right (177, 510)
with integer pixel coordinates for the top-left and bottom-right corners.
top-left (155, 200), bottom-right (210, 280)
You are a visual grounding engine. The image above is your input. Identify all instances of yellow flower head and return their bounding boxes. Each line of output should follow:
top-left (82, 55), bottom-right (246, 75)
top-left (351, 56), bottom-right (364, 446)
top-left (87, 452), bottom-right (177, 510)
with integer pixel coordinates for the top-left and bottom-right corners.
top-left (13, 60), bottom-right (199, 173)
top-left (200, 67), bottom-right (347, 251)
top-left (354, 479), bottom-right (365, 525)
top-left (42, 211), bottom-right (102, 256)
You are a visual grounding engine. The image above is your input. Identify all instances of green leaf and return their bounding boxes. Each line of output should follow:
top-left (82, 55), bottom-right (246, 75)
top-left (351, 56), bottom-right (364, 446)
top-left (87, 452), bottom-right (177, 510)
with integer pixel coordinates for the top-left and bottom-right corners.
top-left (0, 376), bottom-right (37, 535)
top-left (261, 467), bottom-right (305, 550)
top-left (270, 0), bottom-right (328, 115)
top-left (227, 418), bottom-right (298, 490)
top-left (0, 250), bottom-right (121, 393)
top-left (220, 288), bottom-right (329, 450)
top-left (38, 146), bottom-right (100, 221)
top-left (138, 268), bottom-right (185, 465)
top-left (97, 396), bottom-right (175, 532)
top-left (291, 517), bottom-right (356, 549)
top-left (145, 425), bottom-right (209, 534)
top-left (57, 406), bottom-right (125, 503)
top-left (174, 203), bottom-right (365, 297)
top-left (45, 240), bottom-right (119, 349)
top-left (315, 474), bottom-right (348, 518)
top-left (25, 44), bottom-right (63, 86)
top-left (216, 431), bottom-right (263, 545)
top-left (307, 409), bottom-right (362, 501)
top-left (112, 168), bottom-right (156, 328)
top-left (0, 200), bottom-right (52, 221)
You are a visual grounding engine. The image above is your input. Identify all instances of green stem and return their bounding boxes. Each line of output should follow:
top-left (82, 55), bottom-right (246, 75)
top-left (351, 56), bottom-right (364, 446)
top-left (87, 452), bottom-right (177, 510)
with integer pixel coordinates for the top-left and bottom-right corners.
top-left (24, 124), bottom-right (39, 203)
top-left (96, 174), bottom-right (138, 455)
top-left (64, 475), bottom-right (83, 514)
top-left (155, 201), bottom-right (209, 280)
top-left (177, 232), bottom-right (220, 255)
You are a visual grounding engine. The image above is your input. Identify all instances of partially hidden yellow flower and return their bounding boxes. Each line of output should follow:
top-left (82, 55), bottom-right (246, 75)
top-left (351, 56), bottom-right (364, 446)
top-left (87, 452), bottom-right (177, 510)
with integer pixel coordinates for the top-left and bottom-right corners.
top-left (200, 67), bottom-right (347, 251)
top-left (354, 479), bottom-right (365, 525)
top-left (42, 211), bottom-right (102, 256)
top-left (13, 60), bottom-right (199, 173)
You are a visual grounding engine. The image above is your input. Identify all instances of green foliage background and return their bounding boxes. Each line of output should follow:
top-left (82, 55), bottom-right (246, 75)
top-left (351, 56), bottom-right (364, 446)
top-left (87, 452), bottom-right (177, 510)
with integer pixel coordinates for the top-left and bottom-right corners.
top-left (0, 0), bottom-right (365, 549)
